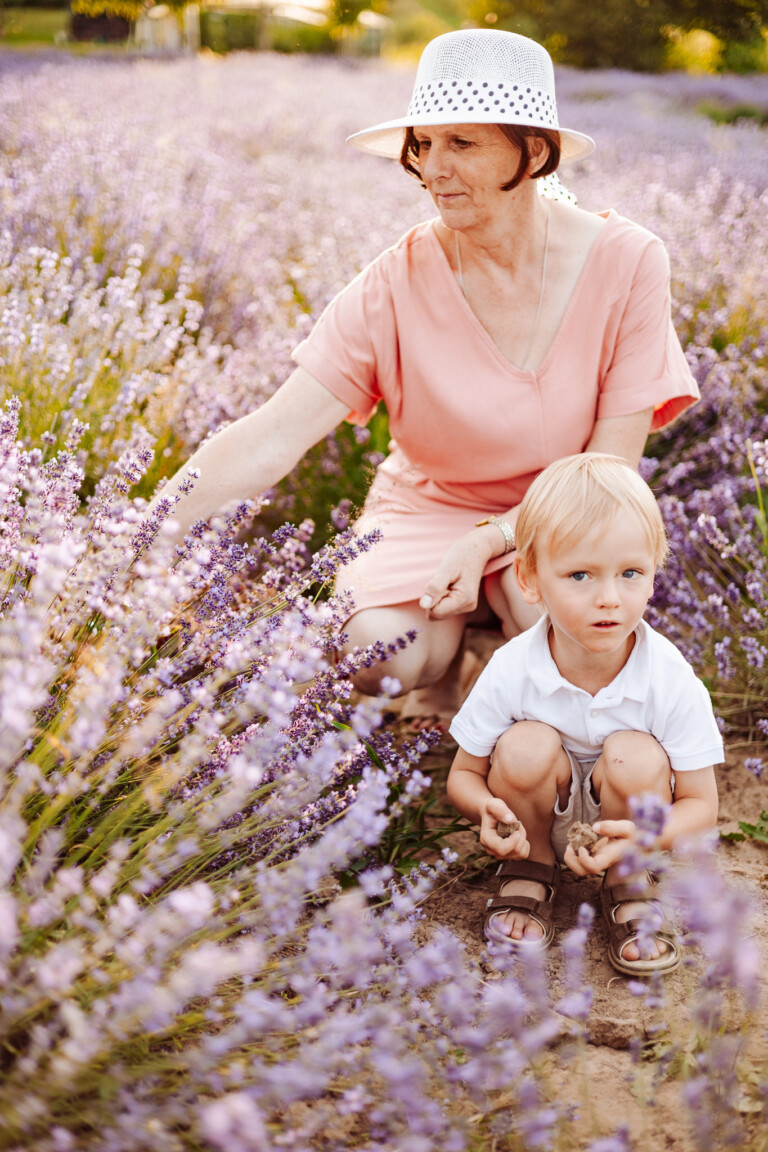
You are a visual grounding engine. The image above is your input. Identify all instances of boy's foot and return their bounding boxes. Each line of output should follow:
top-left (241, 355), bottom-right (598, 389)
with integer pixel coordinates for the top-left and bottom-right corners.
top-left (484, 860), bottom-right (559, 949)
top-left (601, 866), bottom-right (680, 975)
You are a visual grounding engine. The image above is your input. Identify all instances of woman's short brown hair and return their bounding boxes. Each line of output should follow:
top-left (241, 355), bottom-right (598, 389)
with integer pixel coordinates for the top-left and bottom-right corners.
top-left (399, 124), bottom-right (561, 190)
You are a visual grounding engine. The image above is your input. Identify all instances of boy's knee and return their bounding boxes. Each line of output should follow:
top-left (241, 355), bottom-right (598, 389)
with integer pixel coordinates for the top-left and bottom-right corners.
top-left (600, 731), bottom-right (671, 794)
top-left (492, 721), bottom-right (566, 790)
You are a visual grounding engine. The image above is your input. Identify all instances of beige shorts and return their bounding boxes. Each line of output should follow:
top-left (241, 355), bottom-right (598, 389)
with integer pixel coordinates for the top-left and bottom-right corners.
top-left (550, 751), bottom-right (601, 863)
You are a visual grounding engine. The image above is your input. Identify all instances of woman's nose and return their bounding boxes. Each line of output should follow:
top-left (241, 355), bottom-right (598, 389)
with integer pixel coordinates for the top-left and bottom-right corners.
top-left (422, 143), bottom-right (450, 180)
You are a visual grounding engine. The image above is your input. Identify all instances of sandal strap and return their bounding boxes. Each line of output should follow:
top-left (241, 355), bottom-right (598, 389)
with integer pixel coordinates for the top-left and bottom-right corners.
top-left (602, 879), bottom-right (660, 907)
top-left (610, 917), bottom-right (675, 945)
top-left (485, 894), bottom-right (554, 919)
top-left (495, 859), bottom-right (560, 886)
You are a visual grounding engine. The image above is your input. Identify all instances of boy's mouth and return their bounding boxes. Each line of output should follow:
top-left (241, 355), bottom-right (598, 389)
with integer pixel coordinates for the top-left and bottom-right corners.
top-left (593, 621), bottom-right (619, 629)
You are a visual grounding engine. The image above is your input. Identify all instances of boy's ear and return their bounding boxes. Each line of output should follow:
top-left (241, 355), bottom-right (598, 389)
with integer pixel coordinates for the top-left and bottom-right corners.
top-left (514, 555), bottom-right (542, 605)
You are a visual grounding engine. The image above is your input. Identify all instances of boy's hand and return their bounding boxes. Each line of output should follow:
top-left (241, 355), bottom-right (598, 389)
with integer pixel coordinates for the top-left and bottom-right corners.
top-left (480, 798), bottom-right (530, 860)
top-left (564, 819), bottom-right (637, 876)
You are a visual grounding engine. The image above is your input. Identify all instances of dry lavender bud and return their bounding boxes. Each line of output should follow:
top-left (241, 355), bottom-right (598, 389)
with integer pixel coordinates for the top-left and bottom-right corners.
top-left (497, 819), bottom-right (522, 839)
top-left (567, 821), bottom-right (600, 855)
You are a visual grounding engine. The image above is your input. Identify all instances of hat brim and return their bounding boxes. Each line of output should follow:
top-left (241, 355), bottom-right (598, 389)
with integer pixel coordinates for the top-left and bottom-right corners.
top-left (347, 118), bottom-right (595, 163)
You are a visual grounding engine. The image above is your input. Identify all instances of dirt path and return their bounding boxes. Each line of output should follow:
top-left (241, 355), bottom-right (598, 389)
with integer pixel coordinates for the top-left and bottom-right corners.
top-left (400, 628), bottom-right (768, 1149)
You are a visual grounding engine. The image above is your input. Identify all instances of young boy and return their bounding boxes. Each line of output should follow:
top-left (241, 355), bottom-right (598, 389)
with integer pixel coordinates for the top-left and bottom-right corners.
top-left (447, 453), bottom-right (723, 975)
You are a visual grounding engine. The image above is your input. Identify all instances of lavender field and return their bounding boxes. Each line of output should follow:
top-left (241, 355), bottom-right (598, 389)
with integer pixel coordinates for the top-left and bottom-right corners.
top-left (0, 48), bottom-right (768, 1151)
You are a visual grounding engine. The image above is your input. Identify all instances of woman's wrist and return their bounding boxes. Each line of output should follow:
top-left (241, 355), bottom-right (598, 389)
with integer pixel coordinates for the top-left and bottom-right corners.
top-left (475, 516), bottom-right (516, 557)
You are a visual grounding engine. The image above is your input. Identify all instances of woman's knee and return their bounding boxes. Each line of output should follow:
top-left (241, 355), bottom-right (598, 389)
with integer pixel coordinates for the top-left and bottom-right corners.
top-left (491, 721), bottom-right (568, 792)
top-left (342, 606), bottom-right (463, 695)
top-left (597, 731), bottom-right (671, 797)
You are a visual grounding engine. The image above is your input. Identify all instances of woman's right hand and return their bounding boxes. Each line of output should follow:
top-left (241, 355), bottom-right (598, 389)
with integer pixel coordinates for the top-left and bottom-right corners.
top-left (419, 527), bottom-right (499, 619)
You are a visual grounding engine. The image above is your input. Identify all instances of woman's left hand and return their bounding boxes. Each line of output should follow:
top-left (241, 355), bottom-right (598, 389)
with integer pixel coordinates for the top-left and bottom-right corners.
top-left (564, 819), bottom-right (638, 876)
top-left (419, 533), bottom-right (493, 619)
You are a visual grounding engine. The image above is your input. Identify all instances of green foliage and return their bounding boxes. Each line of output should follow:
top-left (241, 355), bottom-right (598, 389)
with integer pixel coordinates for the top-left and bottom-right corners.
top-left (722, 34), bottom-right (768, 72)
top-left (673, 0), bottom-right (768, 42)
top-left (266, 407), bottom-right (390, 555)
top-left (200, 8), bottom-right (264, 52)
top-left (71, 0), bottom-right (183, 16)
top-left (698, 98), bottom-right (768, 126)
top-left (721, 809), bottom-right (768, 843)
top-left (456, 0), bottom-right (768, 70)
top-left (0, 6), bottom-right (68, 43)
top-left (387, 0), bottom-right (457, 49)
top-left (464, 0), bottom-right (671, 70)
top-left (329, 0), bottom-right (371, 28)
top-left (270, 19), bottom-right (334, 53)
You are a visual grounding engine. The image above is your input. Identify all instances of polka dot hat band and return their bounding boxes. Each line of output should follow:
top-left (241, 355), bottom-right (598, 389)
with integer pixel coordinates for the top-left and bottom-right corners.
top-left (347, 29), bottom-right (595, 163)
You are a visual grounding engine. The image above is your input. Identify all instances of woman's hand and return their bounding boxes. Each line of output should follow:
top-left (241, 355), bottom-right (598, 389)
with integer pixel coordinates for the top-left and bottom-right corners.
top-left (563, 819), bottom-right (637, 876)
top-left (480, 797), bottom-right (530, 860)
top-left (419, 529), bottom-right (498, 619)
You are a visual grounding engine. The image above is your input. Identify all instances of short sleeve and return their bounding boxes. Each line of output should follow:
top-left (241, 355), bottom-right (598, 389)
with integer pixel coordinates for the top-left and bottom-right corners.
top-left (597, 236), bottom-right (699, 432)
top-left (449, 653), bottom-right (517, 756)
top-left (655, 668), bottom-right (725, 773)
top-left (292, 257), bottom-right (398, 426)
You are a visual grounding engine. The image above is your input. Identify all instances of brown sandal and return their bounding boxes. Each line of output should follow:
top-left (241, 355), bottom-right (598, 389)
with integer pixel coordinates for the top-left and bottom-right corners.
top-left (600, 873), bottom-right (681, 976)
top-left (484, 859), bottom-right (559, 949)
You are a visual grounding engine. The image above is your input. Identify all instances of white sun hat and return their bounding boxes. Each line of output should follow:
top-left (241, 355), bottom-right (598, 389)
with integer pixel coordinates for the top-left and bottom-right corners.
top-left (347, 29), bottom-right (595, 163)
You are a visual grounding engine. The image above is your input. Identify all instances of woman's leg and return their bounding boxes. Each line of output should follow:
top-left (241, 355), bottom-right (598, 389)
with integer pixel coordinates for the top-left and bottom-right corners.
top-left (484, 564), bottom-right (541, 639)
top-left (341, 601), bottom-right (467, 697)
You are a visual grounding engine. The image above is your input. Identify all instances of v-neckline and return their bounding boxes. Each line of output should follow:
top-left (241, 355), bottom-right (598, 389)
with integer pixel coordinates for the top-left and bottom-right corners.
top-left (429, 210), bottom-right (614, 378)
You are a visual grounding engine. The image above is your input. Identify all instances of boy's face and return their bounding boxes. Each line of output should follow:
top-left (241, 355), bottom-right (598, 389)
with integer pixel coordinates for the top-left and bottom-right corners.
top-left (515, 509), bottom-right (657, 671)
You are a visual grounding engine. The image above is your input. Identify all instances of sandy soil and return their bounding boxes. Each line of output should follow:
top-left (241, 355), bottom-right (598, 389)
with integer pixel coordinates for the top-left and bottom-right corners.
top-left (395, 627), bottom-right (768, 1150)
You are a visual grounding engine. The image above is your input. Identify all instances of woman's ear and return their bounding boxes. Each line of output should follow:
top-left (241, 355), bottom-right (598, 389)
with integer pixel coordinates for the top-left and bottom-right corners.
top-left (526, 136), bottom-right (548, 176)
top-left (514, 555), bottom-right (542, 605)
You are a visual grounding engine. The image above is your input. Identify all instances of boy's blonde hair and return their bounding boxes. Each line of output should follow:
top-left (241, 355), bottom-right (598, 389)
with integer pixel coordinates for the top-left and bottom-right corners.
top-left (515, 453), bottom-right (668, 572)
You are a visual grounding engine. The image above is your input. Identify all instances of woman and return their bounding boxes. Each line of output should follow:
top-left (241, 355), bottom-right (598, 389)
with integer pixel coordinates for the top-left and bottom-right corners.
top-left (159, 29), bottom-right (698, 707)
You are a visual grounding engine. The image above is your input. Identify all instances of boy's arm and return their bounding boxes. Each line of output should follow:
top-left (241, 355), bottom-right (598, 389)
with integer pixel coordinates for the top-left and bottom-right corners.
top-left (568, 765), bottom-right (719, 875)
top-left (447, 747), bottom-right (531, 860)
top-left (654, 764), bottom-right (719, 848)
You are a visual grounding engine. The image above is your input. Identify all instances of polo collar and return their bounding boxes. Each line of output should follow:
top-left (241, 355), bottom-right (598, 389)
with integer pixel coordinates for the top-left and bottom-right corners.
top-left (526, 616), bottom-right (653, 703)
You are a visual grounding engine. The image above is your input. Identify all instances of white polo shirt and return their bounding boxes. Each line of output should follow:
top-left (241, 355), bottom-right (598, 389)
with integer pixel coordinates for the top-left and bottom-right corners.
top-left (450, 616), bottom-right (724, 772)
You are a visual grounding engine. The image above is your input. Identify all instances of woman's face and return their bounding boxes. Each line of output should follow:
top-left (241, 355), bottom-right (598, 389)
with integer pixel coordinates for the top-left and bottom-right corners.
top-left (412, 123), bottom-right (526, 230)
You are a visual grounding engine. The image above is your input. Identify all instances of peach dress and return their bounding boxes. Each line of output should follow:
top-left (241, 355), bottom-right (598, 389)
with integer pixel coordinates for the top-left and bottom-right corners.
top-left (293, 211), bottom-right (699, 612)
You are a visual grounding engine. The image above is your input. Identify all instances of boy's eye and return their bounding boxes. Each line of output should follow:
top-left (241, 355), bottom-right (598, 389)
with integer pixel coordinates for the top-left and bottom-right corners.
top-left (622, 568), bottom-right (641, 579)
top-left (569, 571), bottom-right (588, 582)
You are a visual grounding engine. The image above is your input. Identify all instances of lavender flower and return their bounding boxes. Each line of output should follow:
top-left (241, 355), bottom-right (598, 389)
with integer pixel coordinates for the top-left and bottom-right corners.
top-left (1, 49), bottom-right (768, 1151)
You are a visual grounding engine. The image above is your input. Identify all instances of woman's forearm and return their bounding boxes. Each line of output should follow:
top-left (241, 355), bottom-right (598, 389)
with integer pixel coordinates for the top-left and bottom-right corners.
top-left (152, 368), bottom-right (349, 538)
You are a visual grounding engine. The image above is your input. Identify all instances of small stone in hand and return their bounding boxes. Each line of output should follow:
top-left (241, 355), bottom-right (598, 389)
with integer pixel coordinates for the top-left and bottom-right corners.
top-left (567, 821), bottom-right (599, 855)
top-left (497, 819), bottom-right (522, 839)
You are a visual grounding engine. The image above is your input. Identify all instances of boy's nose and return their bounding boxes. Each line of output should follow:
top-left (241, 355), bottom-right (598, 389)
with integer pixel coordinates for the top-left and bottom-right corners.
top-left (596, 579), bottom-right (620, 607)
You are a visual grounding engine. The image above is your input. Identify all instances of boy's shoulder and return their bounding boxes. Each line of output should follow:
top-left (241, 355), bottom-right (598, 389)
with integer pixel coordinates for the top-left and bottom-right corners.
top-left (636, 620), bottom-right (705, 698)
top-left (640, 620), bottom-right (695, 670)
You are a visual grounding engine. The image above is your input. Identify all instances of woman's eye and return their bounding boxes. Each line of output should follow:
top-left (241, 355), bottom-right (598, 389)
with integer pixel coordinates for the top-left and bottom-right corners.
top-left (415, 139), bottom-right (430, 153)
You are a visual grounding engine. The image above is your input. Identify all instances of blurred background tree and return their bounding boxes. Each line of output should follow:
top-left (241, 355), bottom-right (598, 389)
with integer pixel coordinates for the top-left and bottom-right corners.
top-left (3, 0), bottom-right (767, 70)
top-left (468, 0), bottom-right (768, 69)
top-left (69, 0), bottom-right (184, 18)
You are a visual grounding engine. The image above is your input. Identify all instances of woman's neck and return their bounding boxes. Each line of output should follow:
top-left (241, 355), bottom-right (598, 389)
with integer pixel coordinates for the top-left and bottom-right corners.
top-left (445, 186), bottom-right (549, 274)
